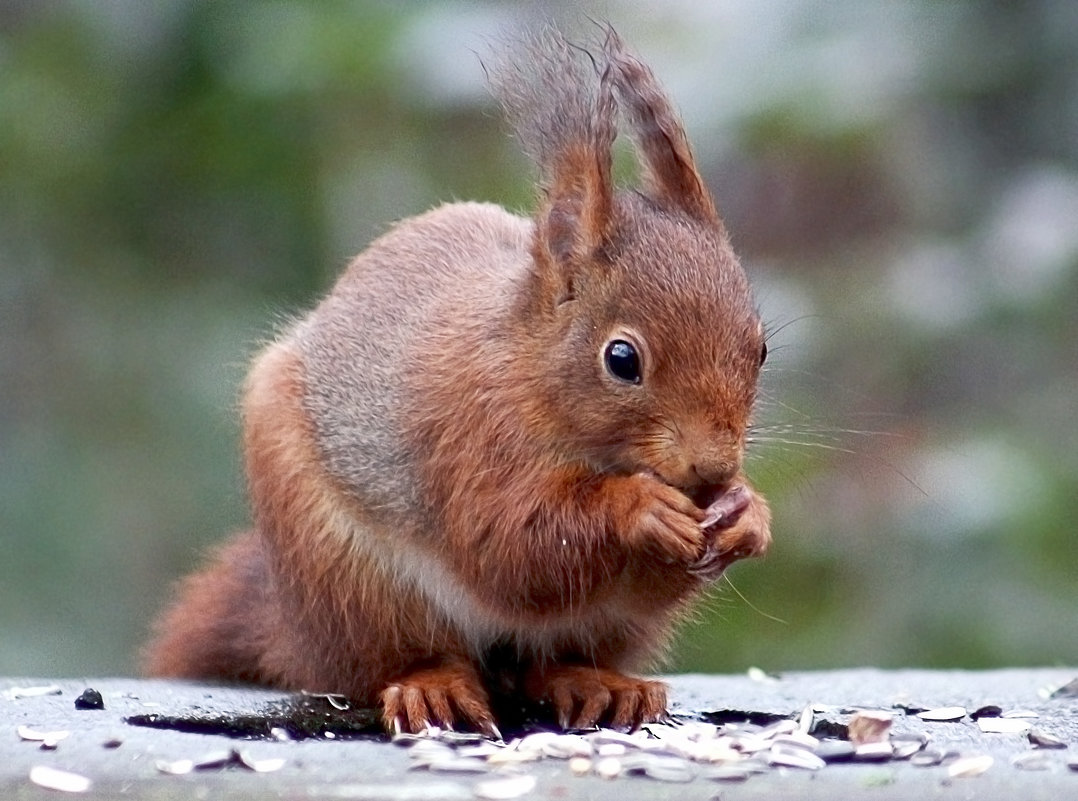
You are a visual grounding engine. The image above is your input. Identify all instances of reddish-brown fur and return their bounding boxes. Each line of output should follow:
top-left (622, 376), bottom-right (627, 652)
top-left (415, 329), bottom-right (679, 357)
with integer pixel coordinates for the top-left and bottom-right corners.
top-left (142, 27), bottom-right (771, 734)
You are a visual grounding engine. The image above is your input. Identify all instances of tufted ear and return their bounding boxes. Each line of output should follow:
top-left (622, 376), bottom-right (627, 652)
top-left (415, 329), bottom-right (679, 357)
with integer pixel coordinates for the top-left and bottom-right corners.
top-left (490, 28), bottom-right (616, 307)
top-left (605, 29), bottom-right (719, 225)
top-left (533, 72), bottom-right (615, 275)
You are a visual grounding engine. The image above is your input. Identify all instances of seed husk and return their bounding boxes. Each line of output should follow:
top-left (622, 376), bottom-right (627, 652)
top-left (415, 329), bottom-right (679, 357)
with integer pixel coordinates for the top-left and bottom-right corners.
top-left (17, 725), bottom-right (70, 743)
top-left (853, 742), bottom-right (894, 762)
top-left (29, 766), bottom-right (92, 793)
top-left (568, 756), bottom-right (592, 776)
top-left (1011, 752), bottom-right (1052, 771)
top-left (977, 717), bottom-right (1032, 734)
top-left (155, 759), bottom-right (195, 776)
top-left (5, 684), bottom-right (62, 700)
top-left (910, 748), bottom-right (945, 767)
top-left (815, 740), bottom-right (856, 762)
top-left (917, 706), bottom-right (967, 722)
top-left (766, 746), bottom-right (826, 771)
top-left (947, 754), bottom-right (993, 778)
top-left (1027, 728), bottom-right (1067, 749)
top-left (595, 756), bottom-right (622, 779)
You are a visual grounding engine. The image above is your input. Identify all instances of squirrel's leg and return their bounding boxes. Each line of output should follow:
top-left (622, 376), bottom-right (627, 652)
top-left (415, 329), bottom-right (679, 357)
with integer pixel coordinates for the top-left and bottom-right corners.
top-left (523, 663), bottom-right (668, 730)
top-left (380, 658), bottom-right (499, 737)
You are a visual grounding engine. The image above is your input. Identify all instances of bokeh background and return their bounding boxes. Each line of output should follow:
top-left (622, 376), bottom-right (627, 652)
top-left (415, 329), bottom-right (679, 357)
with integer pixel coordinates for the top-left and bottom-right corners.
top-left (2, 1), bottom-right (1076, 678)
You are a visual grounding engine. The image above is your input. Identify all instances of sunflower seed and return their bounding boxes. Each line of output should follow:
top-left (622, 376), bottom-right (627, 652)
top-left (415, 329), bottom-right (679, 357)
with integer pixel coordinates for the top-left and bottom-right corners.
top-left (947, 755), bottom-right (993, 778)
top-left (798, 705), bottom-right (814, 734)
top-left (595, 756), bottom-right (622, 779)
top-left (917, 706), bottom-right (967, 722)
top-left (541, 734), bottom-right (591, 759)
top-left (5, 684), bottom-right (62, 700)
top-left (771, 732), bottom-right (820, 751)
top-left (624, 755), bottom-right (696, 782)
top-left (193, 749), bottom-right (239, 770)
top-left (757, 719), bottom-right (798, 739)
top-left (29, 766), bottom-right (92, 793)
top-left (853, 742), bottom-right (894, 762)
top-left (17, 726), bottom-right (70, 743)
top-left (891, 738), bottom-right (926, 760)
top-left (1002, 709), bottom-right (1039, 718)
top-left (237, 749), bottom-right (286, 773)
top-left (1047, 678), bottom-right (1078, 699)
top-left (1012, 752), bottom-right (1052, 771)
top-left (473, 774), bottom-right (537, 800)
top-left (568, 756), bottom-right (592, 776)
top-left (815, 740), bottom-right (856, 762)
top-left (596, 743), bottom-right (627, 757)
top-left (1028, 728), bottom-right (1067, 749)
top-left (910, 748), bottom-right (945, 767)
top-left (977, 717), bottom-right (1032, 734)
top-left (767, 746), bottom-right (826, 770)
top-left (155, 759), bottom-right (195, 775)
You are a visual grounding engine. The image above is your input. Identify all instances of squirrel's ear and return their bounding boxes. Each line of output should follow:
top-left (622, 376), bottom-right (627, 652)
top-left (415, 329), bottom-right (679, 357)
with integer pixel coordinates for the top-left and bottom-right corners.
top-left (605, 30), bottom-right (719, 225)
top-left (533, 67), bottom-right (615, 280)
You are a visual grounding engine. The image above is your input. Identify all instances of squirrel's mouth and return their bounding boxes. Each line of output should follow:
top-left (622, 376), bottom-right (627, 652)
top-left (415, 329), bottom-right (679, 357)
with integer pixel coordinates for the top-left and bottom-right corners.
top-left (687, 483), bottom-right (724, 510)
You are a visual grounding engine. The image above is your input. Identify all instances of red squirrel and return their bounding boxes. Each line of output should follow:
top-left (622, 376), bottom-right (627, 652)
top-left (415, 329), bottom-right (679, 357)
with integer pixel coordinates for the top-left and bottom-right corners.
top-left (142, 27), bottom-right (771, 736)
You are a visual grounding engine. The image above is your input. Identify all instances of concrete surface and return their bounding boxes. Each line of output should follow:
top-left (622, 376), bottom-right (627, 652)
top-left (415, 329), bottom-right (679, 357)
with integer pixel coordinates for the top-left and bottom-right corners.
top-left (3, 668), bottom-right (1076, 800)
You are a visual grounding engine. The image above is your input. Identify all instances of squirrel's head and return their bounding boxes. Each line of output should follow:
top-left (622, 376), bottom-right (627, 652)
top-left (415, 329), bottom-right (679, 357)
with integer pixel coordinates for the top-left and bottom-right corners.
top-left (498, 28), bottom-right (765, 501)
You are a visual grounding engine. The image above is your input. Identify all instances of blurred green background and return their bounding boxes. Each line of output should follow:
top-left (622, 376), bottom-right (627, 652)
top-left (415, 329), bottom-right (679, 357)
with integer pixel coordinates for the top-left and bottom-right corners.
top-left (2, 1), bottom-right (1076, 679)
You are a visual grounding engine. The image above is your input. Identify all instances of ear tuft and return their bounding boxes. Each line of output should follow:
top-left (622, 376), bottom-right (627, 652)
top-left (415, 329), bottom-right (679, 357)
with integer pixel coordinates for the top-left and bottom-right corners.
top-left (488, 28), bottom-right (615, 284)
top-left (604, 28), bottom-right (719, 224)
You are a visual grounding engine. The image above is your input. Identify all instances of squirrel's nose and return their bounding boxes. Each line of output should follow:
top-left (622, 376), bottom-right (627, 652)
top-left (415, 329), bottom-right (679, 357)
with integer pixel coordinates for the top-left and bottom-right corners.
top-left (690, 457), bottom-right (739, 489)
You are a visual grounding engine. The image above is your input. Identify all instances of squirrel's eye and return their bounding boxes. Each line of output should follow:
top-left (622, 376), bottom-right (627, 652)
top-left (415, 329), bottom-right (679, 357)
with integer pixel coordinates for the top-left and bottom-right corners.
top-left (604, 339), bottom-right (642, 384)
top-left (759, 340), bottom-right (768, 367)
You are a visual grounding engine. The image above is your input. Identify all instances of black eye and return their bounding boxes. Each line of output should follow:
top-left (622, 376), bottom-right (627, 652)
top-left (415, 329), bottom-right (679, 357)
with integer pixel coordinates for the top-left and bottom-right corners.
top-left (604, 339), bottom-right (642, 384)
top-left (759, 340), bottom-right (768, 367)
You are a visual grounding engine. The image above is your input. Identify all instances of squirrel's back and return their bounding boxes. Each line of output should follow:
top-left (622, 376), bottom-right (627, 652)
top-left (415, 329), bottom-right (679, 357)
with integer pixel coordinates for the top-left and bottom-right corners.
top-left (291, 202), bottom-right (533, 519)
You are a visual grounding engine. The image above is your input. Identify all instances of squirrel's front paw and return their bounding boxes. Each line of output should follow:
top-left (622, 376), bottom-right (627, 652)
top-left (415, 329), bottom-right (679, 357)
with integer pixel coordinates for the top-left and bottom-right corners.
top-left (690, 484), bottom-right (771, 580)
top-left (616, 474), bottom-right (707, 565)
top-left (381, 661), bottom-right (499, 738)
top-left (526, 664), bottom-right (668, 730)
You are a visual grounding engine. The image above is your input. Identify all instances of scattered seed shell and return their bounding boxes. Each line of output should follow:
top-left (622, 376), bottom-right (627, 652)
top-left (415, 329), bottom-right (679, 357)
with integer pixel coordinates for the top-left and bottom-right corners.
top-left (1028, 728), bottom-right (1067, 749)
top-left (156, 759), bottom-right (195, 776)
top-left (910, 749), bottom-right (945, 767)
top-left (1048, 678), bottom-right (1078, 699)
top-left (1012, 752), bottom-right (1052, 771)
top-left (568, 756), bottom-right (592, 776)
top-left (473, 774), bottom-right (537, 800)
top-left (853, 742), bottom-right (894, 762)
top-left (767, 746), bottom-right (826, 771)
top-left (237, 750), bottom-right (285, 773)
top-left (947, 754), bottom-right (994, 778)
top-left (917, 706), bottom-right (967, 722)
top-left (29, 766), bottom-right (92, 793)
top-left (814, 740), bottom-right (856, 763)
top-left (977, 717), bottom-right (1032, 734)
top-left (17, 725), bottom-right (70, 743)
top-left (891, 739), bottom-right (925, 760)
top-left (5, 685), bottom-right (62, 700)
top-left (595, 756), bottom-right (622, 779)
